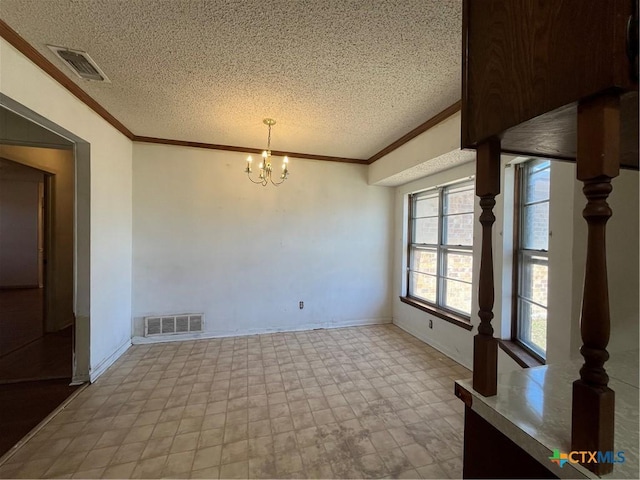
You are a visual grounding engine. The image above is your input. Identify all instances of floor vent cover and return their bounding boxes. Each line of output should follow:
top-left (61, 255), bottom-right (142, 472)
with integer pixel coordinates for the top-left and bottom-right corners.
top-left (144, 314), bottom-right (204, 337)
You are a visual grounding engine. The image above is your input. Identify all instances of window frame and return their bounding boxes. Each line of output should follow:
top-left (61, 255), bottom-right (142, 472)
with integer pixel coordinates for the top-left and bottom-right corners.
top-left (405, 180), bottom-right (475, 326)
top-left (511, 160), bottom-right (550, 363)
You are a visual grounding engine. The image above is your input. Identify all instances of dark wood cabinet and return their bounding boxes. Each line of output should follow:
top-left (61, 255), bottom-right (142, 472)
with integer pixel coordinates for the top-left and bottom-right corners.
top-left (461, 0), bottom-right (638, 168)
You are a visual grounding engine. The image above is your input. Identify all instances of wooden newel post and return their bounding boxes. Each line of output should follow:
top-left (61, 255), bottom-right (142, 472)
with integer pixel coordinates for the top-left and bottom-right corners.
top-left (571, 94), bottom-right (620, 475)
top-left (473, 137), bottom-right (501, 397)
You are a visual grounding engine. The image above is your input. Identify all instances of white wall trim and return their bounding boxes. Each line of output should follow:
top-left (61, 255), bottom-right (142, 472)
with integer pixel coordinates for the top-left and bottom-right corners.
top-left (393, 317), bottom-right (472, 370)
top-left (89, 338), bottom-right (131, 382)
top-left (132, 317), bottom-right (392, 345)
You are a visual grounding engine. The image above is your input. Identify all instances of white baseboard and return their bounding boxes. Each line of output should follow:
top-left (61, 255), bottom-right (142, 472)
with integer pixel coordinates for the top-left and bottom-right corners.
top-left (89, 339), bottom-right (131, 382)
top-left (132, 317), bottom-right (392, 345)
top-left (393, 318), bottom-right (472, 370)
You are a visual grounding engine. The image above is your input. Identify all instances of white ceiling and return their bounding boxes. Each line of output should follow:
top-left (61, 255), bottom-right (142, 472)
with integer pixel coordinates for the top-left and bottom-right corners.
top-left (0, 0), bottom-right (462, 160)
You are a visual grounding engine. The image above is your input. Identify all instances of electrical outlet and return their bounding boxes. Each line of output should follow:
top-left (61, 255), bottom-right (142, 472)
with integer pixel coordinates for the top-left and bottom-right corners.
top-left (429, 319), bottom-right (433, 329)
top-left (299, 301), bottom-right (304, 309)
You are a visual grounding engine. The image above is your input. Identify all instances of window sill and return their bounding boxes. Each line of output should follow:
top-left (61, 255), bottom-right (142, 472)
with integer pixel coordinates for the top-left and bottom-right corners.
top-left (497, 339), bottom-right (545, 368)
top-left (399, 296), bottom-right (473, 331)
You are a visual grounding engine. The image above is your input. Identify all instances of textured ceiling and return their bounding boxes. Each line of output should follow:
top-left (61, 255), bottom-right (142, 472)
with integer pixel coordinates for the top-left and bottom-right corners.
top-left (0, 0), bottom-right (462, 160)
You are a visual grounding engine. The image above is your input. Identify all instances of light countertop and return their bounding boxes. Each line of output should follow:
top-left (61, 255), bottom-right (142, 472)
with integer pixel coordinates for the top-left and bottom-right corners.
top-left (455, 350), bottom-right (639, 479)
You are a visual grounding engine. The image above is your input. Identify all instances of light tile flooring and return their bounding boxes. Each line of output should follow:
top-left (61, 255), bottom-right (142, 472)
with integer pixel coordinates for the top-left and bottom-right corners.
top-left (0, 325), bottom-right (471, 479)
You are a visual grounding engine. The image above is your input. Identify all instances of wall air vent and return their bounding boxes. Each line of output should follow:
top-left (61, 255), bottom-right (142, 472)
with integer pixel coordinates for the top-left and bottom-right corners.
top-left (144, 314), bottom-right (204, 337)
top-left (47, 45), bottom-right (110, 82)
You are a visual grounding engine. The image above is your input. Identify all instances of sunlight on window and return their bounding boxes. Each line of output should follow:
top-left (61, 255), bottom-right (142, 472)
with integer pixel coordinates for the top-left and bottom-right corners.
top-left (516, 160), bottom-right (550, 359)
top-left (408, 180), bottom-right (474, 317)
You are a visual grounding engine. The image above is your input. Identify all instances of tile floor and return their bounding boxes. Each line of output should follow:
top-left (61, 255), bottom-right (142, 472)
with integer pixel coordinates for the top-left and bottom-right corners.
top-left (0, 325), bottom-right (471, 479)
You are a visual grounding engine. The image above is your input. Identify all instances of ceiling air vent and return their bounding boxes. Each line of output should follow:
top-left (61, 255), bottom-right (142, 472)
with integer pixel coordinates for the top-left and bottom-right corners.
top-left (47, 45), bottom-right (110, 82)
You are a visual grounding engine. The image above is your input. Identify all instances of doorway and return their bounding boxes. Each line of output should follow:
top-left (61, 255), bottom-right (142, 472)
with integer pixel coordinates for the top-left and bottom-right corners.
top-left (0, 159), bottom-right (73, 379)
top-left (0, 104), bottom-right (83, 458)
top-left (0, 161), bottom-right (45, 357)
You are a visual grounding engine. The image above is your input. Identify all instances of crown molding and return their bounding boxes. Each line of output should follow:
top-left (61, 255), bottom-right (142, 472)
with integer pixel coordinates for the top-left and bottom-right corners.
top-left (133, 136), bottom-right (368, 164)
top-left (0, 19), bottom-right (135, 139)
top-left (366, 100), bottom-right (462, 164)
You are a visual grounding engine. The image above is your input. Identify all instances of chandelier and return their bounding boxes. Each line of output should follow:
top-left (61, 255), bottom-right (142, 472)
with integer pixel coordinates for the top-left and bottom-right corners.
top-left (245, 118), bottom-right (289, 186)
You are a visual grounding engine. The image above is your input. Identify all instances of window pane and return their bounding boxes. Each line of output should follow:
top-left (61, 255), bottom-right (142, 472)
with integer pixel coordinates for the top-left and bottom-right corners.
top-left (414, 194), bottom-right (439, 217)
top-left (515, 160), bottom-right (551, 359)
top-left (444, 185), bottom-right (474, 215)
top-left (521, 255), bottom-right (548, 306)
top-left (410, 272), bottom-right (437, 303)
top-left (444, 251), bottom-right (473, 282)
top-left (407, 180), bottom-right (474, 319)
top-left (528, 160), bottom-right (550, 175)
top-left (525, 162), bottom-right (550, 204)
top-left (444, 279), bottom-right (472, 315)
top-left (523, 203), bottom-right (549, 250)
top-left (518, 299), bottom-right (547, 356)
top-left (443, 213), bottom-right (474, 246)
top-left (414, 217), bottom-right (438, 244)
top-left (411, 248), bottom-right (437, 275)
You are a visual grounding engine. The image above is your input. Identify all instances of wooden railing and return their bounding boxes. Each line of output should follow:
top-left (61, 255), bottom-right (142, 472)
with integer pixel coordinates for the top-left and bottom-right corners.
top-left (570, 94), bottom-right (620, 474)
top-left (462, 1), bottom-right (638, 474)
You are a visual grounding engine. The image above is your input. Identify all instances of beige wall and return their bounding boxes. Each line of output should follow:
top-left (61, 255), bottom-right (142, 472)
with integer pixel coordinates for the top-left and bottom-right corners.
top-left (0, 145), bottom-right (74, 332)
top-left (132, 143), bottom-right (394, 338)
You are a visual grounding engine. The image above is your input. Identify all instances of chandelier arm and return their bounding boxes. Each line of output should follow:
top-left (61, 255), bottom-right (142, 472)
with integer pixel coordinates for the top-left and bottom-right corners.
top-left (269, 176), bottom-right (285, 186)
top-left (246, 171), bottom-right (267, 185)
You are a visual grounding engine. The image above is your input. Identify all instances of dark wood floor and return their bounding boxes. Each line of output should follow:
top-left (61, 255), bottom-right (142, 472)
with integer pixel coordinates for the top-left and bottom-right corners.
top-left (0, 327), bottom-right (73, 383)
top-left (0, 380), bottom-right (80, 457)
top-left (0, 289), bottom-right (79, 458)
top-left (0, 288), bottom-right (44, 357)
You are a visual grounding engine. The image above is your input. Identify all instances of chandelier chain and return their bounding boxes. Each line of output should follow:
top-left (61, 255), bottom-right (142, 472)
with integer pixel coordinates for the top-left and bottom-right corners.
top-left (267, 124), bottom-right (272, 151)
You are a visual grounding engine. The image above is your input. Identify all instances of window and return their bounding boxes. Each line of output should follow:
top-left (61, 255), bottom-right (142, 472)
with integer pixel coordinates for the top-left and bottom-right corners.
top-left (407, 180), bottom-right (474, 318)
top-left (514, 160), bottom-right (550, 360)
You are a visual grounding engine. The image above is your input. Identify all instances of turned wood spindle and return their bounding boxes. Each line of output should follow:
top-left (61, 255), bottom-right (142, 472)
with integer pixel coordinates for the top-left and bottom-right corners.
top-left (571, 93), bottom-right (620, 476)
top-left (473, 137), bottom-right (501, 397)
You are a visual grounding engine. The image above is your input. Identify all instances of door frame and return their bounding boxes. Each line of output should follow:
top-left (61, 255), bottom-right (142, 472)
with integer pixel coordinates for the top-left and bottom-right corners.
top-left (1, 93), bottom-right (91, 384)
